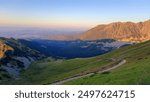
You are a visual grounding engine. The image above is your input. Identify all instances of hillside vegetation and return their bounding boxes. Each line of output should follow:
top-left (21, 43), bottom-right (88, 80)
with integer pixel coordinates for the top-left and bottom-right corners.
top-left (66, 40), bottom-right (150, 85)
top-left (12, 40), bottom-right (150, 85)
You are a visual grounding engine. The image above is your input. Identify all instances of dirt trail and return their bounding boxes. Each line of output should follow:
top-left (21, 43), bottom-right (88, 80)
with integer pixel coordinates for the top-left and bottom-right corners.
top-left (50, 60), bottom-right (126, 85)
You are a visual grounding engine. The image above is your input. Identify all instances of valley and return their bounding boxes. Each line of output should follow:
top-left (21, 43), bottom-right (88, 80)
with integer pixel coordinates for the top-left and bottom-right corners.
top-left (18, 40), bottom-right (150, 85)
top-left (19, 39), bottom-right (131, 59)
top-left (0, 37), bottom-right (130, 84)
top-left (8, 40), bottom-right (150, 85)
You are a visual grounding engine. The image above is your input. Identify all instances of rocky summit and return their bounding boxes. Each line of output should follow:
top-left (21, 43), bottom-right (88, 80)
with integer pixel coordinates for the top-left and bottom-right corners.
top-left (80, 19), bottom-right (150, 42)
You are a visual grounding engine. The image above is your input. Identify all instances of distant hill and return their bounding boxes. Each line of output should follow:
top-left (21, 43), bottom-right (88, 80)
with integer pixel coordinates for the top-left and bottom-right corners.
top-left (0, 27), bottom-right (83, 39)
top-left (48, 34), bottom-right (80, 40)
top-left (80, 19), bottom-right (150, 42)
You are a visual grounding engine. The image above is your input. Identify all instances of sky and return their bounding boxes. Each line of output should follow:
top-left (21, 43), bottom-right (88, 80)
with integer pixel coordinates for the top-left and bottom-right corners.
top-left (0, 0), bottom-right (150, 29)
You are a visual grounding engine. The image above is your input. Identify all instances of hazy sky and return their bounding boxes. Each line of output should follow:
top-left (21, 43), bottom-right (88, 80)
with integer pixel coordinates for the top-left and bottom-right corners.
top-left (0, 0), bottom-right (150, 29)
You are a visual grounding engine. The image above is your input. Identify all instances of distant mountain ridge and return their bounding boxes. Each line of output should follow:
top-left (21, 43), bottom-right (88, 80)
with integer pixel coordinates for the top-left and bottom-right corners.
top-left (80, 19), bottom-right (150, 42)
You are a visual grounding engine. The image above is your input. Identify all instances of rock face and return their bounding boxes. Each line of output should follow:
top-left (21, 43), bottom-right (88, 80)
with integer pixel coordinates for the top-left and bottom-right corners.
top-left (0, 37), bottom-right (45, 79)
top-left (80, 19), bottom-right (150, 42)
top-left (0, 41), bottom-right (13, 59)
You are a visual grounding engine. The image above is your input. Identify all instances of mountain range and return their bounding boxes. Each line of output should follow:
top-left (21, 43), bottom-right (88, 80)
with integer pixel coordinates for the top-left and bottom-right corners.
top-left (80, 19), bottom-right (150, 42)
top-left (49, 19), bottom-right (150, 42)
top-left (0, 19), bottom-right (150, 85)
top-left (1, 19), bottom-right (150, 43)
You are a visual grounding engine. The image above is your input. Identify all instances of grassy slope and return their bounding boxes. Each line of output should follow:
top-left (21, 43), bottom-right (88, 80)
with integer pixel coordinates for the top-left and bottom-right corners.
top-left (15, 57), bottom-right (112, 84)
top-left (13, 40), bottom-right (150, 85)
top-left (65, 41), bottom-right (150, 85)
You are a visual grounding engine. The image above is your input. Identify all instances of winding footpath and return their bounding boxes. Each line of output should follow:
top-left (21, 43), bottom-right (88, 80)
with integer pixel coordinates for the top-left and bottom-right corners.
top-left (50, 60), bottom-right (126, 85)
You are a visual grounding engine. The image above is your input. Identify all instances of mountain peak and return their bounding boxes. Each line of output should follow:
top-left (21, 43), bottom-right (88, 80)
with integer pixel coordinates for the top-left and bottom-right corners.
top-left (144, 19), bottom-right (150, 22)
top-left (80, 19), bottom-right (150, 42)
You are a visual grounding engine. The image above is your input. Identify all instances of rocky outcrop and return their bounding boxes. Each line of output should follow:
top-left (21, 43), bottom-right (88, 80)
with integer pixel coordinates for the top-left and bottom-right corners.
top-left (0, 41), bottom-right (13, 59)
top-left (0, 38), bottom-right (46, 79)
